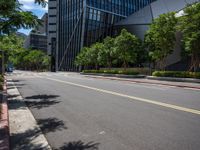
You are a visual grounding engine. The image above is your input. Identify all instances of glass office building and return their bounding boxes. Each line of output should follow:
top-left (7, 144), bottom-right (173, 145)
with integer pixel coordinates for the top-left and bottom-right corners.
top-left (57, 0), bottom-right (156, 71)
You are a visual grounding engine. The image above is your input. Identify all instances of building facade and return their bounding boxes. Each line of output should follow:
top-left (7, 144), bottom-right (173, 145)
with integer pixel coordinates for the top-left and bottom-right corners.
top-left (115, 0), bottom-right (199, 70)
top-left (54, 0), bottom-right (155, 71)
top-left (48, 0), bottom-right (58, 71)
top-left (24, 13), bottom-right (48, 53)
top-left (50, 0), bottom-right (199, 71)
top-left (24, 33), bottom-right (47, 53)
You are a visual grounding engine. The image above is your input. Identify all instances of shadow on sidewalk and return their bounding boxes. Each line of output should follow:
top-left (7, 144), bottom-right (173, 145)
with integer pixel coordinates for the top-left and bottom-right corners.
top-left (10, 117), bottom-right (68, 150)
top-left (8, 94), bottom-right (60, 110)
top-left (10, 127), bottom-right (48, 150)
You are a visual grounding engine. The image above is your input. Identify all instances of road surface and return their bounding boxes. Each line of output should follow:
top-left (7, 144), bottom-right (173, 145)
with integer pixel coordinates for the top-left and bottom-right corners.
top-left (7, 71), bottom-right (200, 150)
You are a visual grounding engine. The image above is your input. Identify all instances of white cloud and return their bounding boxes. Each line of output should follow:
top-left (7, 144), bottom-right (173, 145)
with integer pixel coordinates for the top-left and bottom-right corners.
top-left (19, 0), bottom-right (48, 12)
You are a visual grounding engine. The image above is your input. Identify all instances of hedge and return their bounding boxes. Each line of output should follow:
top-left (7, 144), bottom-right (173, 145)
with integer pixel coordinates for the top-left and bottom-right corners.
top-left (101, 68), bottom-right (152, 75)
top-left (82, 69), bottom-right (139, 75)
top-left (152, 71), bottom-right (200, 79)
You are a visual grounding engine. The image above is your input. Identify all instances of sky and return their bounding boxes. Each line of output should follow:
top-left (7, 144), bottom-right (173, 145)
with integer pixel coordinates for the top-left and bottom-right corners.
top-left (18, 0), bottom-right (48, 35)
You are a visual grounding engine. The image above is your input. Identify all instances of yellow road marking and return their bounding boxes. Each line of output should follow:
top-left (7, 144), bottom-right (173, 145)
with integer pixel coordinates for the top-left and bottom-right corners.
top-left (40, 77), bottom-right (200, 115)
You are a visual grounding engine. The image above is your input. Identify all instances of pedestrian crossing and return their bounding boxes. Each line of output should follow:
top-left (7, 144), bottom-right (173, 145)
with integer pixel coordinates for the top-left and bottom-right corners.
top-left (6, 71), bottom-right (79, 79)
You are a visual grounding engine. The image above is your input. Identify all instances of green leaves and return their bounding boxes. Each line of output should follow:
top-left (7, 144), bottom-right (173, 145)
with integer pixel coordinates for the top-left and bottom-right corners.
top-left (115, 29), bottom-right (142, 69)
top-left (34, 0), bottom-right (47, 7)
top-left (178, 2), bottom-right (200, 71)
top-left (98, 36), bottom-right (115, 68)
top-left (0, 0), bottom-right (45, 35)
top-left (145, 12), bottom-right (178, 70)
top-left (75, 29), bottom-right (144, 70)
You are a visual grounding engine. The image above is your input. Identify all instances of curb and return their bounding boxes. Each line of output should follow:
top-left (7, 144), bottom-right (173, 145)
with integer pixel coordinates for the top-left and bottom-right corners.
top-left (83, 75), bottom-right (200, 90)
top-left (146, 76), bottom-right (200, 84)
top-left (0, 79), bottom-right (9, 150)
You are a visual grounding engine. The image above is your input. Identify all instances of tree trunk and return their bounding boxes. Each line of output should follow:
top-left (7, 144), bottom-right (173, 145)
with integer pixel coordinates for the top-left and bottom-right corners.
top-left (123, 61), bottom-right (127, 71)
top-left (107, 59), bottom-right (112, 69)
top-left (189, 51), bottom-right (200, 72)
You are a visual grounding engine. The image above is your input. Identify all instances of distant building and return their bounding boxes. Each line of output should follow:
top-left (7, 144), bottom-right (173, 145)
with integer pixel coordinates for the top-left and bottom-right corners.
top-left (16, 32), bottom-right (27, 39)
top-left (24, 13), bottom-right (48, 53)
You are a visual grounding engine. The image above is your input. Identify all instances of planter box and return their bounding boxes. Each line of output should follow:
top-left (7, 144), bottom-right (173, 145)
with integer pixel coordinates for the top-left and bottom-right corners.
top-left (80, 72), bottom-right (146, 79)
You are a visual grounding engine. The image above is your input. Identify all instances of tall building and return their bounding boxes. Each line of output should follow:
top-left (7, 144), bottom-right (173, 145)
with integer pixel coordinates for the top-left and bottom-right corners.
top-left (24, 13), bottom-right (48, 53)
top-left (49, 0), bottom-right (198, 71)
top-left (51, 0), bottom-right (155, 71)
top-left (48, 0), bottom-right (58, 71)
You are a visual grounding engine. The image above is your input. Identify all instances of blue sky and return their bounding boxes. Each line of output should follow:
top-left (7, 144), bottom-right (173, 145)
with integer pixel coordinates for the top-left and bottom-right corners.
top-left (18, 0), bottom-right (48, 35)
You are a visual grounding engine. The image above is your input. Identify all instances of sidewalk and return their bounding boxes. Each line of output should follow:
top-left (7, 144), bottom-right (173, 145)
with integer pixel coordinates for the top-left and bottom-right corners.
top-left (7, 79), bottom-right (51, 150)
top-left (84, 75), bottom-right (200, 90)
top-left (0, 79), bottom-right (9, 150)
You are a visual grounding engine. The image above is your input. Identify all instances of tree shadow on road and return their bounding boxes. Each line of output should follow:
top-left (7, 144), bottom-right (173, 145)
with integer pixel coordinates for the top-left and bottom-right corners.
top-left (58, 141), bottom-right (100, 150)
top-left (24, 94), bottom-right (60, 109)
top-left (8, 94), bottom-right (60, 110)
top-left (37, 117), bottom-right (68, 134)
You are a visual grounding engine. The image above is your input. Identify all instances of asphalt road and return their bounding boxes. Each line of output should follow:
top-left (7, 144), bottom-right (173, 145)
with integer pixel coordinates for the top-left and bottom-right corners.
top-left (7, 71), bottom-right (200, 150)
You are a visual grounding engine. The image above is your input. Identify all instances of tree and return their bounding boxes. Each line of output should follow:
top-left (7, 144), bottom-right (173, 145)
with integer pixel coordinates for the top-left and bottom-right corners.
top-left (0, 34), bottom-right (24, 65)
top-left (24, 50), bottom-right (44, 70)
top-left (98, 36), bottom-right (115, 69)
top-left (75, 47), bottom-right (90, 69)
top-left (114, 29), bottom-right (141, 69)
top-left (178, 2), bottom-right (200, 71)
top-left (35, 0), bottom-right (47, 7)
top-left (75, 43), bottom-right (104, 70)
top-left (145, 12), bottom-right (178, 70)
top-left (0, 0), bottom-right (46, 35)
top-left (89, 43), bottom-right (104, 70)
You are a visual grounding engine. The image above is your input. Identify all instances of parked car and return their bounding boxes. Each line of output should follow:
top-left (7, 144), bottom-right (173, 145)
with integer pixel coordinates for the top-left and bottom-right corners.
top-left (6, 67), bottom-right (13, 73)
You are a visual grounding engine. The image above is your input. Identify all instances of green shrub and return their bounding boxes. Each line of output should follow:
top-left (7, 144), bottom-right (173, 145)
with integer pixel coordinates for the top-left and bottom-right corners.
top-left (0, 75), bottom-right (4, 83)
top-left (152, 71), bottom-right (200, 79)
top-left (101, 68), bottom-right (152, 75)
top-left (0, 75), bottom-right (4, 91)
top-left (82, 69), bottom-right (139, 75)
top-left (0, 83), bottom-right (3, 91)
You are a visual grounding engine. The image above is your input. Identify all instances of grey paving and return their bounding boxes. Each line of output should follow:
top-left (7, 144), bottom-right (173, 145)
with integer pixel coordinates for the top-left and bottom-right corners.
top-left (7, 80), bottom-right (51, 150)
top-left (7, 71), bottom-right (200, 150)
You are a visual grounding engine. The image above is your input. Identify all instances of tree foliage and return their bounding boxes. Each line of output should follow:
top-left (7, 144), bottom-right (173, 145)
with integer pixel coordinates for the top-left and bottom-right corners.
top-left (75, 29), bottom-right (144, 70)
top-left (0, 0), bottom-right (46, 35)
top-left (0, 34), bottom-right (50, 71)
top-left (98, 37), bottom-right (115, 68)
top-left (0, 34), bottom-right (24, 64)
top-left (75, 47), bottom-right (90, 68)
top-left (145, 12), bottom-right (178, 70)
top-left (115, 29), bottom-right (142, 69)
top-left (178, 2), bottom-right (200, 71)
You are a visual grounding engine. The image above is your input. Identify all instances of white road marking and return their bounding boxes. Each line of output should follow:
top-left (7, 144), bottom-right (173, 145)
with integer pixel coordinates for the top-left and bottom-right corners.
top-left (125, 83), bottom-right (168, 91)
top-left (99, 131), bottom-right (106, 135)
top-left (39, 76), bottom-right (200, 116)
